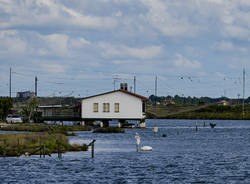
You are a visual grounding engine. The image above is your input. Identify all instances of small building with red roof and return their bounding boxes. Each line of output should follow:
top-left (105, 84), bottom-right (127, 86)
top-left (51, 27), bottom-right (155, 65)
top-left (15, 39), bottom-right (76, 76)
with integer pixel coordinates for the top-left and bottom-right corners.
top-left (81, 84), bottom-right (149, 127)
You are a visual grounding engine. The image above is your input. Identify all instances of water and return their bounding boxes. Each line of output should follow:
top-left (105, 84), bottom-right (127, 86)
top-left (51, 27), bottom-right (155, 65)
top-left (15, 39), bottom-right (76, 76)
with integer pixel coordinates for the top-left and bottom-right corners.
top-left (1, 119), bottom-right (250, 183)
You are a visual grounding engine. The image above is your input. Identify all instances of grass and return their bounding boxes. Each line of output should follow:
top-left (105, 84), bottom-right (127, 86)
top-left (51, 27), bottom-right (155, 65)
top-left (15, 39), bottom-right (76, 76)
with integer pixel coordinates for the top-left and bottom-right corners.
top-left (93, 127), bottom-right (125, 133)
top-left (0, 123), bottom-right (92, 136)
top-left (146, 104), bottom-right (209, 118)
top-left (0, 133), bottom-right (88, 157)
top-left (147, 104), bottom-right (250, 120)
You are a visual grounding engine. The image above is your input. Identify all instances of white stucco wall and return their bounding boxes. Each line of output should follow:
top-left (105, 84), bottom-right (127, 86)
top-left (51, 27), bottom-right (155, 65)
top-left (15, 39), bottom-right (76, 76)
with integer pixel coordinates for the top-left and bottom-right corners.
top-left (81, 91), bottom-right (145, 119)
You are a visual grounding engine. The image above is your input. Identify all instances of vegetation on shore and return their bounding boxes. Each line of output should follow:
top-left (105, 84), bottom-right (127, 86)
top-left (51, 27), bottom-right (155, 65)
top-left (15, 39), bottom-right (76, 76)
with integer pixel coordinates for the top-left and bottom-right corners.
top-left (93, 127), bottom-right (125, 133)
top-left (147, 104), bottom-right (249, 120)
top-left (0, 97), bottom-right (13, 121)
top-left (0, 123), bottom-right (92, 136)
top-left (0, 133), bottom-right (88, 157)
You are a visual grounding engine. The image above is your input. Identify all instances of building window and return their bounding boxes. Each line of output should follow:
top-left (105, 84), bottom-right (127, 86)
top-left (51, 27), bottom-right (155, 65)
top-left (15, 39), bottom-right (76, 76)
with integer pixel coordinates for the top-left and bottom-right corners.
top-left (114, 103), bottom-right (119, 113)
top-left (103, 103), bottom-right (110, 112)
top-left (93, 103), bottom-right (98, 112)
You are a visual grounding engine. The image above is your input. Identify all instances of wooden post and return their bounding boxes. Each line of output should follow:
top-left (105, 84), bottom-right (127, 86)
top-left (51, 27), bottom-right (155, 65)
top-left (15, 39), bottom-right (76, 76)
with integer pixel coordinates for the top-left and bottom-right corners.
top-left (91, 143), bottom-right (94, 158)
top-left (88, 140), bottom-right (96, 159)
top-left (39, 138), bottom-right (41, 158)
top-left (195, 123), bottom-right (198, 132)
top-left (57, 140), bottom-right (60, 158)
top-left (57, 140), bottom-right (62, 159)
top-left (17, 138), bottom-right (20, 156)
top-left (3, 139), bottom-right (6, 157)
top-left (43, 144), bottom-right (45, 158)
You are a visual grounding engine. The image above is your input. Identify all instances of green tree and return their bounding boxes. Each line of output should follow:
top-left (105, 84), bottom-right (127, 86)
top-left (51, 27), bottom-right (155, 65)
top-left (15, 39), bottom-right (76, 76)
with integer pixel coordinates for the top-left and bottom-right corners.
top-left (0, 97), bottom-right (13, 121)
top-left (21, 97), bottom-right (38, 122)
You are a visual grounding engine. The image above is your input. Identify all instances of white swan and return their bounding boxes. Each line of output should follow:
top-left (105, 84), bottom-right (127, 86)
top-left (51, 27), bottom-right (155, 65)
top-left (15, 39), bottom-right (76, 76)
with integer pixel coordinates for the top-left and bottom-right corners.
top-left (141, 146), bottom-right (152, 151)
top-left (135, 133), bottom-right (152, 151)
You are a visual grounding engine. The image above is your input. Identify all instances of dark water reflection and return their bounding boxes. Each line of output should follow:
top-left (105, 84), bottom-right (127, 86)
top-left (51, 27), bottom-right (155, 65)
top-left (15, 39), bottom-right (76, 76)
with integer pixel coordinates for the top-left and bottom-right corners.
top-left (1, 119), bottom-right (250, 183)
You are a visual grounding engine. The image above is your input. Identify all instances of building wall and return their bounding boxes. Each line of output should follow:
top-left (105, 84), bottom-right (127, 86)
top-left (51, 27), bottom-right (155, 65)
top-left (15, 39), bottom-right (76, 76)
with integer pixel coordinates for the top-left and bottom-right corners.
top-left (81, 91), bottom-right (144, 120)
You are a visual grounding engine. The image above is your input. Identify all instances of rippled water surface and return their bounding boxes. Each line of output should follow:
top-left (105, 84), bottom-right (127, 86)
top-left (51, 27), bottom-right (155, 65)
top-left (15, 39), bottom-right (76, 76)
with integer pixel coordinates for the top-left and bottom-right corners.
top-left (1, 119), bottom-right (250, 183)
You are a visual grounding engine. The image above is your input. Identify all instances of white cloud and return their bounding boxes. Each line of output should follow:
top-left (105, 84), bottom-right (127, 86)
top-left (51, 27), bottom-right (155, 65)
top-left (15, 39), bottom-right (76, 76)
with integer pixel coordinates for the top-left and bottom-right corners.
top-left (212, 41), bottom-right (248, 52)
top-left (0, 0), bottom-right (118, 30)
top-left (140, 0), bottom-right (199, 37)
top-left (39, 33), bottom-right (69, 56)
top-left (41, 63), bottom-right (66, 73)
top-left (69, 38), bottom-right (91, 49)
top-left (173, 54), bottom-right (201, 69)
top-left (0, 30), bottom-right (27, 55)
top-left (99, 43), bottom-right (162, 59)
top-left (213, 41), bottom-right (234, 51)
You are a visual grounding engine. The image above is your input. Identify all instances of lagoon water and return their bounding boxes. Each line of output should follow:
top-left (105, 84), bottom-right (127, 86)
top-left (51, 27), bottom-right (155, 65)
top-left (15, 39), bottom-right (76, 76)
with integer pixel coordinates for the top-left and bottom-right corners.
top-left (1, 119), bottom-right (250, 183)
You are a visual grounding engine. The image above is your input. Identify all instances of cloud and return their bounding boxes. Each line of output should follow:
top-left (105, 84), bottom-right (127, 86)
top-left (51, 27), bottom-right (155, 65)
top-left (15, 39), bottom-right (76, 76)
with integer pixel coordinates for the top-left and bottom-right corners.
top-left (173, 54), bottom-right (201, 69)
top-left (0, 0), bottom-right (118, 31)
top-left (140, 0), bottom-right (199, 37)
top-left (212, 41), bottom-right (248, 52)
top-left (41, 63), bottom-right (66, 74)
top-left (68, 38), bottom-right (91, 49)
top-left (99, 43), bottom-right (162, 59)
top-left (39, 34), bottom-right (69, 56)
top-left (0, 30), bottom-right (27, 55)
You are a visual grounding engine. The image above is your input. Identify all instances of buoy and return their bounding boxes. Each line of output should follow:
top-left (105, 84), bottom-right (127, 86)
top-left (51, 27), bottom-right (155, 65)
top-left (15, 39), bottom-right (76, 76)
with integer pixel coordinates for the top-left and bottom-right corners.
top-left (154, 126), bottom-right (158, 134)
top-left (141, 146), bottom-right (152, 151)
top-left (162, 134), bottom-right (166, 137)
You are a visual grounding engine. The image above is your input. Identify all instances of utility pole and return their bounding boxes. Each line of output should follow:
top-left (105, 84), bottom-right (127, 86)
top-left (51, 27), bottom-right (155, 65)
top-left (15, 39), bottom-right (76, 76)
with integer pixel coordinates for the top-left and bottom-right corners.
top-left (155, 75), bottom-right (157, 106)
top-left (9, 67), bottom-right (11, 98)
top-left (243, 68), bottom-right (245, 120)
top-left (237, 93), bottom-right (240, 105)
top-left (35, 76), bottom-right (38, 97)
top-left (134, 76), bottom-right (136, 93)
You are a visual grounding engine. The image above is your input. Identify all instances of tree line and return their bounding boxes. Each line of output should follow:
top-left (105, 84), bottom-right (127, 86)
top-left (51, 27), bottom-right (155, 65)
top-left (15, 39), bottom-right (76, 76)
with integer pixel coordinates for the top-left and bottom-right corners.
top-left (149, 95), bottom-right (249, 105)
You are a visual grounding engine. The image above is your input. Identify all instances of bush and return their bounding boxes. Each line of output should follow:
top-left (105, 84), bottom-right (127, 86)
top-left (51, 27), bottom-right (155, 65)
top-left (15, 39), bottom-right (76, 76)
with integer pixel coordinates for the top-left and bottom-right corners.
top-left (93, 127), bottom-right (125, 133)
top-left (0, 133), bottom-right (88, 156)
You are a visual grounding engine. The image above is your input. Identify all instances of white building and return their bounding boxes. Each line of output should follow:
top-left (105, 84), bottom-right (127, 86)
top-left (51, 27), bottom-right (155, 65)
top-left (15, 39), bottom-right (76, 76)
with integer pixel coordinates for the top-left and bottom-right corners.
top-left (81, 89), bottom-right (149, 127)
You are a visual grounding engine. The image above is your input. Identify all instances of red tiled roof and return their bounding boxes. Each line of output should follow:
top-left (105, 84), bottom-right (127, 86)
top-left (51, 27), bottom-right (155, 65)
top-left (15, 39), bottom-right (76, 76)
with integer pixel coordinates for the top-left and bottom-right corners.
top-left (81, 89), bottom-right (149, 101)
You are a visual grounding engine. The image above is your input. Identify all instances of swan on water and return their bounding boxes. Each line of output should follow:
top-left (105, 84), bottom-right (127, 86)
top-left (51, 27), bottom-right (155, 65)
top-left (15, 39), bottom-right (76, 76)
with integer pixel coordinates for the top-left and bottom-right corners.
top-left (135, 132), bottom-right (140, 152)
top-left (135, 132), bottom-right (152, 151)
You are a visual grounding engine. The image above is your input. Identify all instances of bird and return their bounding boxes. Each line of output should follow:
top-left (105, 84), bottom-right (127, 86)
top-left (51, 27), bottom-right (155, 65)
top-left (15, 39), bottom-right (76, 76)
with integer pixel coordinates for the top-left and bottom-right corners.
top-left (141, 146), bottom-right (153, 151)
top-left (210, 123), bottom-right (216, 128)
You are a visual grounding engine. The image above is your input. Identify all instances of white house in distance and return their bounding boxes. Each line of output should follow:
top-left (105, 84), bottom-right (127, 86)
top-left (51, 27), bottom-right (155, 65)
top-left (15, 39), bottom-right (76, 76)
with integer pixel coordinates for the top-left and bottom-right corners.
top-left (81, 85), bottom-right (149, 128)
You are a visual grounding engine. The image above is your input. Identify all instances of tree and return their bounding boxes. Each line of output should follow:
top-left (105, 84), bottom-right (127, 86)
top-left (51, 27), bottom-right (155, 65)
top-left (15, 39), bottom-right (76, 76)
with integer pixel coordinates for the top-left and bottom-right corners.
top-left (21, 97), bottom-right (38, 123)
top-left (0, 97), bottom-right (13, 121)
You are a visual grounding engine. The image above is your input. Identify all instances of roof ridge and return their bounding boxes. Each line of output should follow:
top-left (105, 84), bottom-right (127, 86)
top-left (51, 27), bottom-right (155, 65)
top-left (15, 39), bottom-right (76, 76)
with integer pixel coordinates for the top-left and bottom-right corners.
top-left (81, 90), bottom-right (149, 101)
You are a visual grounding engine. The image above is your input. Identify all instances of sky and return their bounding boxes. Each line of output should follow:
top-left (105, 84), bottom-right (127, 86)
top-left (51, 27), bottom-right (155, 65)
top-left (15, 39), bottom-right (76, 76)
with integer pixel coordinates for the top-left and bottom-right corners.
top-left (0, 0), bottom-right (250, 98)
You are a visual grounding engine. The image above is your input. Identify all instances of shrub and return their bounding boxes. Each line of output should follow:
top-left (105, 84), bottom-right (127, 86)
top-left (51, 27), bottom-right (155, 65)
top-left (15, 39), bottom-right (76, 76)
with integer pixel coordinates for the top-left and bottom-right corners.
top-left (93, 127), bottom-right (125, 133)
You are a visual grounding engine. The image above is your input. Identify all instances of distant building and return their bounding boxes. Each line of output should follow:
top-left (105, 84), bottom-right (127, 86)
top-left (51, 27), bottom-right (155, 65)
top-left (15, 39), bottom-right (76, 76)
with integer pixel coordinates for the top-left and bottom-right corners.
top-left (164, 100), bottom-right (175, 105)
top-left (217, 100), bottom-right (229, 106)
top-left (38, 105), bottom-right (62, 117)
top-left (16, 91), bottom-right (35, 98)
top-left (81, 84), bottom-right (149, 127)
